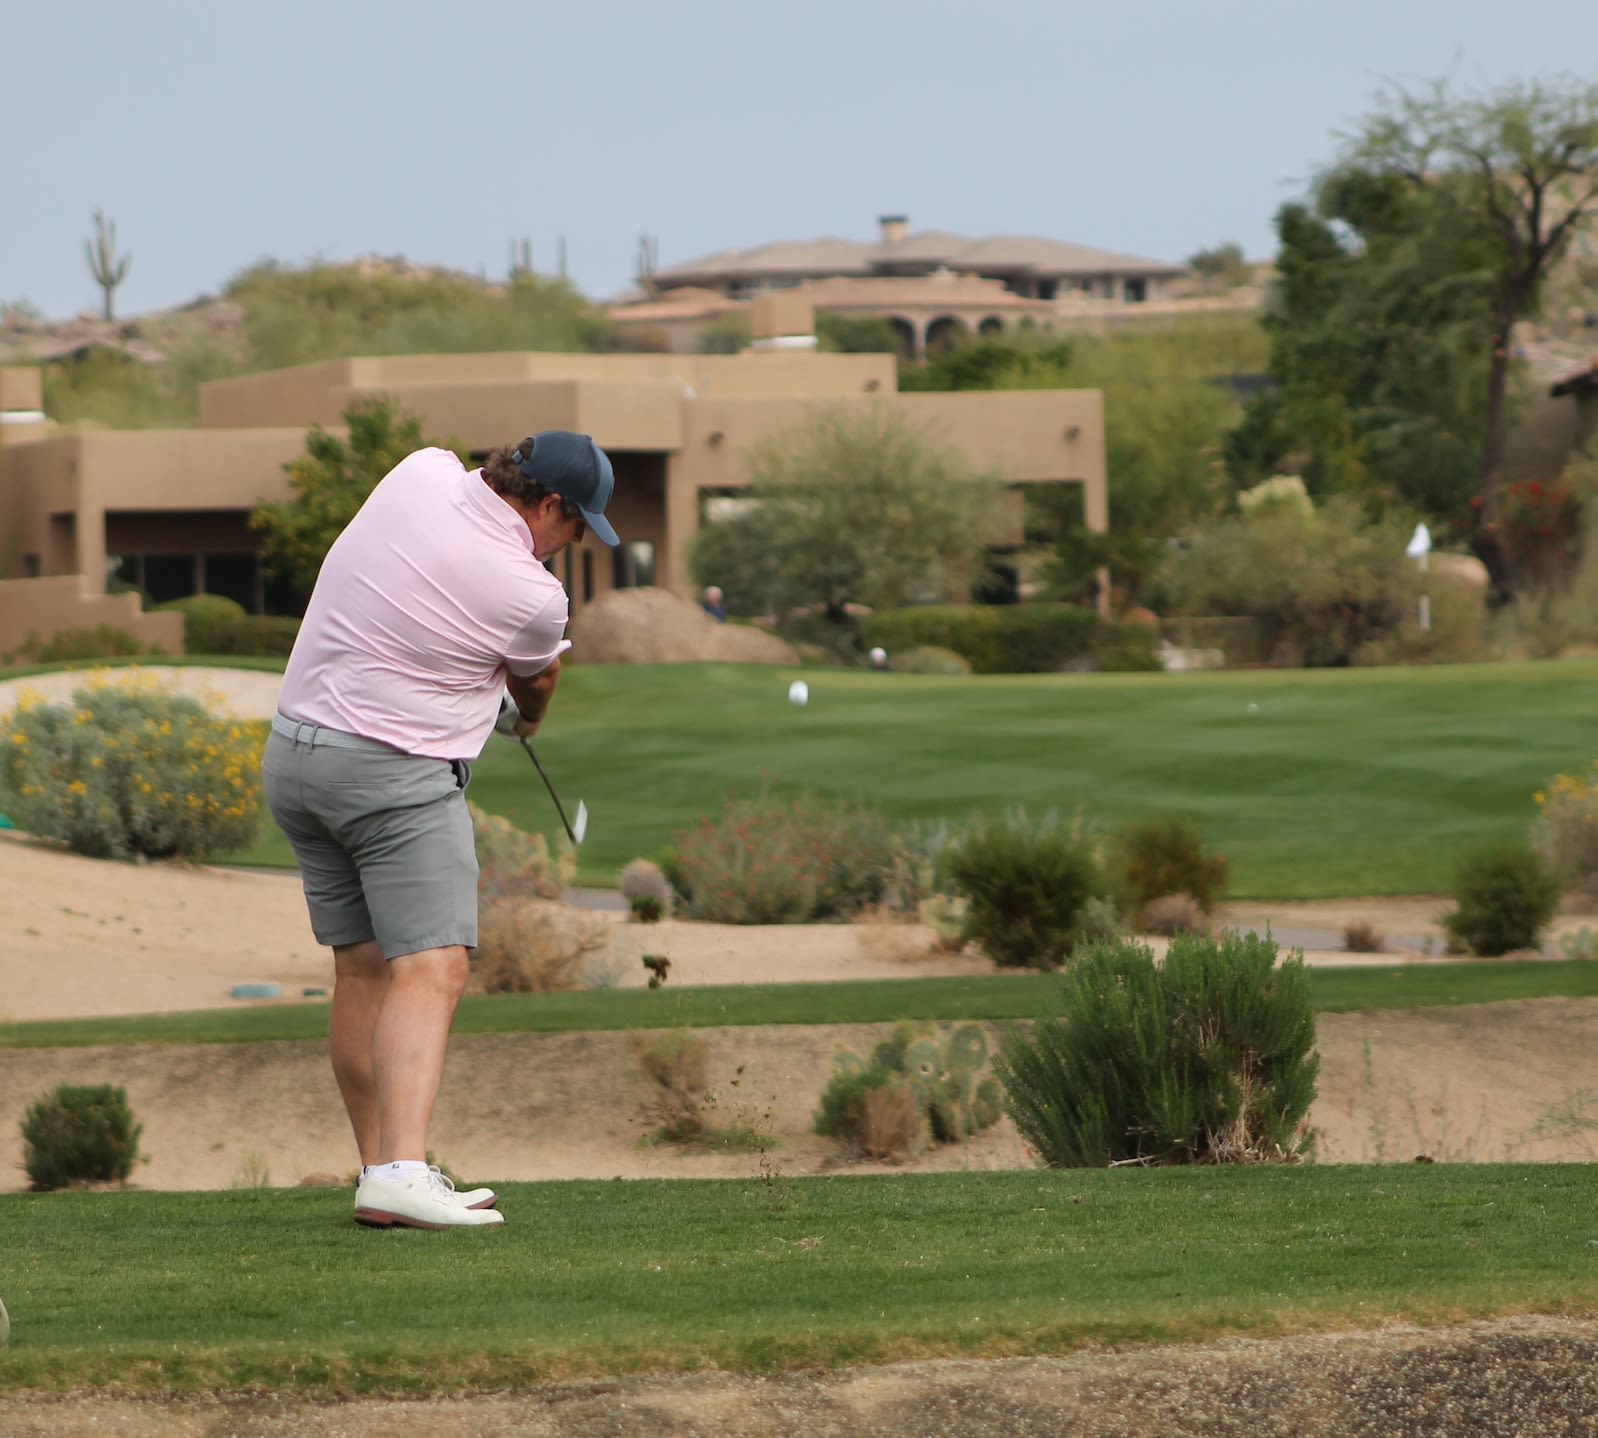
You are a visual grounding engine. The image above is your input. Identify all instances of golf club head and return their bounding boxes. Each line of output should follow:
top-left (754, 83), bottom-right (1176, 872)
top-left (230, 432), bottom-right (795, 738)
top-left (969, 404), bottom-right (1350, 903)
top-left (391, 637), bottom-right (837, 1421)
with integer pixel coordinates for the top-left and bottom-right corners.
top-left (573, 801), bottom-right (588, 846)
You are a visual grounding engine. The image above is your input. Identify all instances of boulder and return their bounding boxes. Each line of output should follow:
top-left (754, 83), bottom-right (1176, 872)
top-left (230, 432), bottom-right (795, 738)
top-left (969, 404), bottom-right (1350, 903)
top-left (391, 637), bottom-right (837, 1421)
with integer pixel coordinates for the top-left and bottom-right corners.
top-left (568, 587), bottom-right (799, 665)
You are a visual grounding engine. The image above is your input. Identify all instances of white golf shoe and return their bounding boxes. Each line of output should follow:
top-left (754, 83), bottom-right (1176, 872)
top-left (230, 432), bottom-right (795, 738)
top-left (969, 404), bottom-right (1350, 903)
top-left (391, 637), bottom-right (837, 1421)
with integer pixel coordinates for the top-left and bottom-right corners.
top-left (354, 1167), bottom-right (505, 1229)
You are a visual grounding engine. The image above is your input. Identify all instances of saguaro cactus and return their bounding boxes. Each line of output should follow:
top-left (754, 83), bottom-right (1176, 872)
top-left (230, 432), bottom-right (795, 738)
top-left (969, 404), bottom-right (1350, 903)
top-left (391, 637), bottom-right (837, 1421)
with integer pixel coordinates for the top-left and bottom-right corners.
top-left (84, 210), bottom-right (131, 322)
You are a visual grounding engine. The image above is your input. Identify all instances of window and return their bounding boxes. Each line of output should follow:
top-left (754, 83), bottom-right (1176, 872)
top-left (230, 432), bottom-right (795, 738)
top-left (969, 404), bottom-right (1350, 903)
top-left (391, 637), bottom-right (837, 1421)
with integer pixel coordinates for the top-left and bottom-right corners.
top-left (582, 550), bottom-right (594, 603)
top-left (1124, 278), bottom-right (1148, 303)
top-left (613, 541), bottom-right (656, 589)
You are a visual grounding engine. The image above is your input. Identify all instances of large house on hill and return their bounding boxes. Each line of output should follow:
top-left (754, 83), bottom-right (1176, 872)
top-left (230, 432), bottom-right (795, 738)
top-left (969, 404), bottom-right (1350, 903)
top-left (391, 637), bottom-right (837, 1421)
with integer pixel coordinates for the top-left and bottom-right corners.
top-left (610, 215), bottom-right (1206, 358)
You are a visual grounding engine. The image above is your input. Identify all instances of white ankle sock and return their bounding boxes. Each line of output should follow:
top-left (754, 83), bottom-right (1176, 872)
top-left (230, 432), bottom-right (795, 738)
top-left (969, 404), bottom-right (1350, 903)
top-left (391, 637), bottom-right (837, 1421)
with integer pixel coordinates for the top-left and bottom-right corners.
top-left (370, 1160), bottom-right (428, 1183)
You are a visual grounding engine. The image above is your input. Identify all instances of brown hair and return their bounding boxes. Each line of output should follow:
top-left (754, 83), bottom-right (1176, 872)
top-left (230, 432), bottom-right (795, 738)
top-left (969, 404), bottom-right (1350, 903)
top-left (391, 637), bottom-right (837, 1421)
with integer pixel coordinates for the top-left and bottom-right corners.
top-left (481, 443), bottom-right (585, 525)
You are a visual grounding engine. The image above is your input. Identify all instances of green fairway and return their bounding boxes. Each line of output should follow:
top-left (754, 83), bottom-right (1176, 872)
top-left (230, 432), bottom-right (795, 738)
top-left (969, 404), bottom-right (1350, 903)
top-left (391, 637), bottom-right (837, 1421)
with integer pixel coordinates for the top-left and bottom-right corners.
top-left (12, 656), bottom-right (1596, 898)
top-left (1, 1167), bottom-right (1594, 1393)
top-left (216, 658), bottom-right (1598, 896)
top-left (2, 960), bottom-right (1594, 1050)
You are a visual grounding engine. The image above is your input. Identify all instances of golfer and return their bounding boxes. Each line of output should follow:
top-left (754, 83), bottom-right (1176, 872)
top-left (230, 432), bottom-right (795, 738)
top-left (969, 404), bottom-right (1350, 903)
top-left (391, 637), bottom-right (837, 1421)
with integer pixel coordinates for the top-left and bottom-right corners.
top-left (262, 431), bottom-right (619, 1229)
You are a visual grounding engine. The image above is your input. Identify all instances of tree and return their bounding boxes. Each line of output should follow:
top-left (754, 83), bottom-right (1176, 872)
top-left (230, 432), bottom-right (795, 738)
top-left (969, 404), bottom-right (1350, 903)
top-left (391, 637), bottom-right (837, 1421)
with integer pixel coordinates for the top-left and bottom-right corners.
top-left (1227, 170), bottom-right (1497, 525)
top-left (1186, 241), bottom-right (1250, 288)
top-left (84, 210), bottom-right (131, 322)
top-left (688, 405), bottom-right (991, 621)
top-left (1304, 76), bottom-right (1598, 587)
top-left (250, 396), bottom-right (464, 600)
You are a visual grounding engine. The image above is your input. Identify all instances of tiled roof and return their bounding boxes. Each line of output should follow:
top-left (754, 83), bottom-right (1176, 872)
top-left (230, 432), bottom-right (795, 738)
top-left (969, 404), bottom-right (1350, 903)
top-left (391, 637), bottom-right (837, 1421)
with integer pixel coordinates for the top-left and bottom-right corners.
top-left (950, 234), bottom-right (1185, 276)
top-left (652, 239), bottom-right (876, 283)
top-left (653, 223), bottom-right (1185, 290)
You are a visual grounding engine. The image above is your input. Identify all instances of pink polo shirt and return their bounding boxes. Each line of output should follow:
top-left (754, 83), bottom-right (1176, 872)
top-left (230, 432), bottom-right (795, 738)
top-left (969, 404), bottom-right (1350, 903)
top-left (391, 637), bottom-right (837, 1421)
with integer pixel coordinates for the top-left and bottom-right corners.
top-left (276, 447), bottom-right (572, 760)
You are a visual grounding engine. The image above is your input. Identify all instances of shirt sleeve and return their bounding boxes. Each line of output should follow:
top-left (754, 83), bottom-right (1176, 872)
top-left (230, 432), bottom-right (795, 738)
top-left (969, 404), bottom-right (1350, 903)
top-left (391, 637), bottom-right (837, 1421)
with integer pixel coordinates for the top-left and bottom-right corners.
top-left (503, 588), bottom-right (572, 677)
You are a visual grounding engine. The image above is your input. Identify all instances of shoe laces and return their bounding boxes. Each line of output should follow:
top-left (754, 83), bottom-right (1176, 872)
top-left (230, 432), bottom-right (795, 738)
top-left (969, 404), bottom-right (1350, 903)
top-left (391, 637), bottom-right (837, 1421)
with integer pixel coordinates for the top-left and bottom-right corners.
top-left (426, 1165), bottom-right (458, 1197)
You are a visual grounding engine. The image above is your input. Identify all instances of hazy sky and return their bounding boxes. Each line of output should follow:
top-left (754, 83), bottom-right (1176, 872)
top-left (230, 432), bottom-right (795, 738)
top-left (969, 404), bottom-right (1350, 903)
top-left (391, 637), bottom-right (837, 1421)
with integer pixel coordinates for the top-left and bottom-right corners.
top-left (5, 0), bottom-right (1593, 321)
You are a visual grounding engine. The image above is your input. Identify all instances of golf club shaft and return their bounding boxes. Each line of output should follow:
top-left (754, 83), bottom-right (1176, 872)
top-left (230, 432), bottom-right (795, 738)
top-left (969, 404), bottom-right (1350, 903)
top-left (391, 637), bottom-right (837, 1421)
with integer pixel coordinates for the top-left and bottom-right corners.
top-left (520, 737), bottom-right (578, 845)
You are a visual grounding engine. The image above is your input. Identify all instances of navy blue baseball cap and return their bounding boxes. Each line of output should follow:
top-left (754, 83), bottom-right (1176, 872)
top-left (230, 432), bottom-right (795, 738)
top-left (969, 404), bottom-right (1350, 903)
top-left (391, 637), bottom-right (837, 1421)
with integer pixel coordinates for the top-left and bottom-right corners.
top-left (510, 431), bottom-right (619, 547)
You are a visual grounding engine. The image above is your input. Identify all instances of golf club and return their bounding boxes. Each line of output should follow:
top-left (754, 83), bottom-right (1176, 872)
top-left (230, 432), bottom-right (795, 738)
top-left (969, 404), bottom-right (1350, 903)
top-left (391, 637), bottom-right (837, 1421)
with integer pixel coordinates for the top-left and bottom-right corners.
top-left (519, 737), bottom-right (587, 846)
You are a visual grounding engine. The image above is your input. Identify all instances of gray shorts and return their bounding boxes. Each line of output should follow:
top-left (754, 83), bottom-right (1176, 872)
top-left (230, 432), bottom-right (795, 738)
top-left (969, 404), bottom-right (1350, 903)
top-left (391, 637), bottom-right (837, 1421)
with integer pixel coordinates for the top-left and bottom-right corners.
top-left (261, 715), bottom-right (478, 959)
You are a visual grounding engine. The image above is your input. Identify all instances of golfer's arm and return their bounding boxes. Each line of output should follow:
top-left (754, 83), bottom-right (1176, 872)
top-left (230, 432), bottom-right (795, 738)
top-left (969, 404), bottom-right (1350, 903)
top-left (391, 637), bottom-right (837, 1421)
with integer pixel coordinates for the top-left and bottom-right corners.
top-left (506, 658), bottom-right (560, 733)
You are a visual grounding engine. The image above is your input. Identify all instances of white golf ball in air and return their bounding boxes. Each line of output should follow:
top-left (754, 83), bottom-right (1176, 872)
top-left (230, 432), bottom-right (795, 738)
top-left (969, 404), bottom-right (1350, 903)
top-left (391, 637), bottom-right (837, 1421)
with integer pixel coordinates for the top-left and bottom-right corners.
top-left (788, 680), bottom-right (809, 707)
top-left (1247, 703), bottom-right (1259, 715)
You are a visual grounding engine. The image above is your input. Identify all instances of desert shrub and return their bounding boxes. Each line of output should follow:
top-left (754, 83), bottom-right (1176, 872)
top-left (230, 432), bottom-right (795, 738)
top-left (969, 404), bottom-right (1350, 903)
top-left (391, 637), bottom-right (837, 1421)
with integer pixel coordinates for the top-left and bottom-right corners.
top-left (889, 645), bottom-right (972, 675)
top-left (636, 1031), bottom-right (710, 1142)
top-left (1161, 495), bottom-right (1417, 667)
top-left (1441, 842), bottom-right (1561, 957)
top-left (1343, 919), bottom-right (1385, 953)
top-left (1093, 619), bottom-right (1164, 673)
top-left (672, 791), bottom-right (895, 924)
top-left (860, 603), bottom-right (1101, 674)
top-left (885, 816), bottom-right (963, 911)
top-left (10, 625), bottom-right (155, 665)
top-left (815, 1069), bottom-right (925, 1161)
top-left (21, 1083), bottom-right (143, 1190)
top-left (0, 672), bottom-right (263, 861)
top-left (918, 894), bottom-right (968, 951)
top-left (469, 898), bottom-right (608, 993)
top-left (1142, 892), bottom-right (1209, 937)
top-left (470, 802), bottom-right (568, 901)
top-left (994, 931), bottom-right (1318, 1167)
top-left (815, 1022), bottom-right (1003, 1160)
top-left (1352, 573), bottom-right (1486, 667)
top-left (1559, 926), bottom-right (1598, 961)
top-left (1533, 766), bottom-right (1598, 899)
top-left (1077, 895), bottom-right (1124, 944)
top-left (619, 857), bottom-right (673, 922)
top-left (1112, 814), bottom-right (1230, 917)
top-left (944, 810), bottom-right (1105, 968)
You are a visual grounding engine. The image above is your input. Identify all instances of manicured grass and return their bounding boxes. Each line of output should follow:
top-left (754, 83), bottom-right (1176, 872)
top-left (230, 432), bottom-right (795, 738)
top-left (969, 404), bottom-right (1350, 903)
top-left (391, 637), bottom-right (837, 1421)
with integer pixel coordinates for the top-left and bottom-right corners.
top-left (221, 659), bottom-right (1598, 897)
top-left (3, 961), bottom-right (1594, 1050)
top-left (1, 1167), bottom-right (1595, 1393)
top-left (11, 656), bottom-right (1598, 897)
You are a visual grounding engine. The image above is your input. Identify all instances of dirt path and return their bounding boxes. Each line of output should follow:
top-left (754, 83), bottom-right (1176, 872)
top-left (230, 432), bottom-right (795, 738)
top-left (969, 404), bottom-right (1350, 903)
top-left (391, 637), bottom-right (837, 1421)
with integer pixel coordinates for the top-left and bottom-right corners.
top-left (3, 1315), bottom-right (1597, 1436)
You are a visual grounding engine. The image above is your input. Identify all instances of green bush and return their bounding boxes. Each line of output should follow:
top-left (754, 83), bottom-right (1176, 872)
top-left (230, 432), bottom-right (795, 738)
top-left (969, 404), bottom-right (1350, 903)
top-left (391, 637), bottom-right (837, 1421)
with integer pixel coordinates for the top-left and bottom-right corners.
top-left (1160, 495), bottom-right (1417, 667)
top-left (9, 625), bottom-right (155, 665)
top-left (1442, 842), bottom-right (1561, 956)
top-left (155, 594), bottom-right (246, 651)
top-left (672, 791), bottom-right (895, 924)
top-left (815, 1022), bottom-right (1003, 1159)
top-left (888, 645), bottom-right (972, 675)
top-left (209, 615), bottom-right (300, 657)
top-left (1112, 815), bottom-right (1230, 918)
top-left (151, 596), bottom-right (301, 657)
top-left (861, 603), bottom-right (1101, 674)
top-left (1094, 618), bottom-right (1164, 672)
top-left (994, 931), bottom-right (1318, 1167)
top-left (21, 1083), bottom-right (143, 1190)
top-left (0, 673), bottom-right (264, 861)
top-left (945, 811), bottom-right (1105, 968)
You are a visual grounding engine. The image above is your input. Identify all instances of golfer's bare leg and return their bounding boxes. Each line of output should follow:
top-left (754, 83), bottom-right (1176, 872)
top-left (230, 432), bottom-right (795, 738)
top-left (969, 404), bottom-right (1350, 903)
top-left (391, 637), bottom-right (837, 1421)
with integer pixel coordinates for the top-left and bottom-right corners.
top-left (371, 945), bottom-right (471, 1163)
top-left (329, 941), bottom-right (390, 1166)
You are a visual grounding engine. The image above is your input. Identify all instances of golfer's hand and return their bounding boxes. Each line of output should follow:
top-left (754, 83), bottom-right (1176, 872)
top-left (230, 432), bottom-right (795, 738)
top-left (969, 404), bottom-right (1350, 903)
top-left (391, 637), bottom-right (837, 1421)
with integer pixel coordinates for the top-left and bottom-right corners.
top-left (502, 661), bottom-right (560, 739)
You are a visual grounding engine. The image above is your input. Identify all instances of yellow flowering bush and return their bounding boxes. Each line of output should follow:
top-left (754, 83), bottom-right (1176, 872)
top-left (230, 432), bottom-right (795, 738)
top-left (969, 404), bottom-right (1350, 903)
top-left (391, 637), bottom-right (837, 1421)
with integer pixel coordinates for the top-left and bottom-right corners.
top-left (1532, 763), bottom-right (1598, 898)
top-left (0, 672), bottom-right (264, 861)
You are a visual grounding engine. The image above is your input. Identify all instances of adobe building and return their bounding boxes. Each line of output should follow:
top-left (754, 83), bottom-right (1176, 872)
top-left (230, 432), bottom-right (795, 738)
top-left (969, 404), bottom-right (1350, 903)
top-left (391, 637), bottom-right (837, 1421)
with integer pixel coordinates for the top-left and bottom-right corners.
top-left (0, 297), bottom-right (1107, 655)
